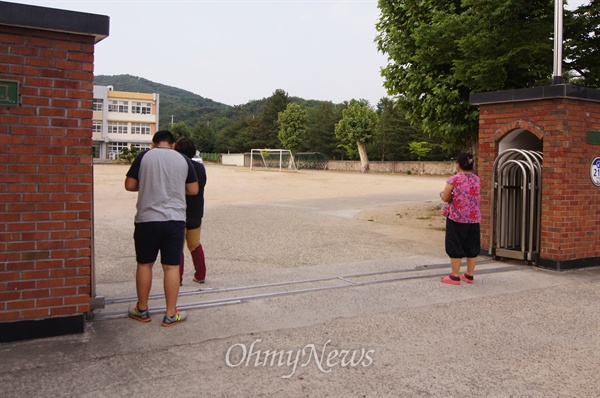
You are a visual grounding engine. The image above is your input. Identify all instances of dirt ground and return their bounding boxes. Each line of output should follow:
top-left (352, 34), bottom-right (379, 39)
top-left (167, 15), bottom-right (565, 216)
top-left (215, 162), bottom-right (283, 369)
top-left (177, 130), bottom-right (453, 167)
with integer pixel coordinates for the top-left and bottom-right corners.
top-left (356, 202), bottom-right (446, 233)
top-left (93, 164), bottom-right (448, 251)
top-left (92, 163), bottom-right (449, 287)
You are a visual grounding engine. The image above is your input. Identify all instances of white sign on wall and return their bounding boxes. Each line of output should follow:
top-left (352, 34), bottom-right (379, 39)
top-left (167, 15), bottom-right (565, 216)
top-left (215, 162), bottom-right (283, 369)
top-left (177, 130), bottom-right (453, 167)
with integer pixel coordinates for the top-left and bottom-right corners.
top-left (591, 157), bottom-right (600, 187)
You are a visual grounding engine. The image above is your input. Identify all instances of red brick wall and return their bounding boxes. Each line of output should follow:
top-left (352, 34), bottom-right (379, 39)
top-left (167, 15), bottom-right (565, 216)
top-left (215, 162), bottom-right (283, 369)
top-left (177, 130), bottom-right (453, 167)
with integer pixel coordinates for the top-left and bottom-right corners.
top-left (0, 25), bottom-right (94, 322)
top-left (478, 98), bottom-right (600, 264)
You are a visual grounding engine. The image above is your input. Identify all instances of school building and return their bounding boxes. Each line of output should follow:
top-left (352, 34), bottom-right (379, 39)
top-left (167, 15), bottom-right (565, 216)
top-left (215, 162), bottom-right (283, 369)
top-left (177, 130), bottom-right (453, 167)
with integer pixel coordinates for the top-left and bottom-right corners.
top-left (92, 85), bottom-right (159, 160)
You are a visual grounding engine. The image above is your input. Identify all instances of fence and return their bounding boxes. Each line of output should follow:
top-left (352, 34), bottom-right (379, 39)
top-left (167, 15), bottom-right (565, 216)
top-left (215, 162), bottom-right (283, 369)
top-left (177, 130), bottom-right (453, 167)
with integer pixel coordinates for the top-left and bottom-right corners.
top-left (202, 153), bottom-right (456, 176)
top-left (327, 160), bottom-right (455, 175)
top-left (199, 152), bottom-right (221, 162)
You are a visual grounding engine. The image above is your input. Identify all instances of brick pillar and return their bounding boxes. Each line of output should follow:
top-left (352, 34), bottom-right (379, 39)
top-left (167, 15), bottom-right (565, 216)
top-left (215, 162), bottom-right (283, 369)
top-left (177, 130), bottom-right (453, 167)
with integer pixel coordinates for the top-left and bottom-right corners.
top-left (0, 2), bottom-right (108, 341)
top-left (472, 86), bottom-right (600, 270)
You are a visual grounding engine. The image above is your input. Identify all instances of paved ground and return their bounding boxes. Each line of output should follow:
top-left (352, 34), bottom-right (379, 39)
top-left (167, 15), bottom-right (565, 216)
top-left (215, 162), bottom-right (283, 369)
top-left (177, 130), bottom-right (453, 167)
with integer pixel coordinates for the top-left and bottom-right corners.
top-left (0, 164), bottom-right (598, 397)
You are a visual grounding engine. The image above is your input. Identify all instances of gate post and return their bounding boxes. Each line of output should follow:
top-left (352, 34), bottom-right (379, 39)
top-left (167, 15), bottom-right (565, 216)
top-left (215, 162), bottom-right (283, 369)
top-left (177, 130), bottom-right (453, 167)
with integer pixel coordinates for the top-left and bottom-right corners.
top-left (0, 2), bottom-right (109, 341)
top-left (471, 85), bottom-right (600, 270)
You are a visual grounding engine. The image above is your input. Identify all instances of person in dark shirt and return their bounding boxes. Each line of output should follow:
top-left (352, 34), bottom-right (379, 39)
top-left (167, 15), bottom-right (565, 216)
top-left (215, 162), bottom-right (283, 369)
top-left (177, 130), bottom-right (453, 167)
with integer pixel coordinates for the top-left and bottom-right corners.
top-left (174, 137), bottom-right (208, 285)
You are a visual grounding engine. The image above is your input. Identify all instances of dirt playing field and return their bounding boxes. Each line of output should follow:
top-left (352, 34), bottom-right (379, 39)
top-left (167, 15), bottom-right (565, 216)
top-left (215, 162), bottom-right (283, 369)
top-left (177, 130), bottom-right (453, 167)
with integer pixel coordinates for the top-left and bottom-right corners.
top-left (92, 163), bottom-right (449, 291)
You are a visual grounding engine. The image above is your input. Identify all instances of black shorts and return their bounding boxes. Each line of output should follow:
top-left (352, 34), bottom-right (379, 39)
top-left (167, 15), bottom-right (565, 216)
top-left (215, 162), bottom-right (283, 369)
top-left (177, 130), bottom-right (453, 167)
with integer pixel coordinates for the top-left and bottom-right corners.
top-left (134, 221), bottom-right (186, 265)
top-left (445, 218), bottom-right (481, 258)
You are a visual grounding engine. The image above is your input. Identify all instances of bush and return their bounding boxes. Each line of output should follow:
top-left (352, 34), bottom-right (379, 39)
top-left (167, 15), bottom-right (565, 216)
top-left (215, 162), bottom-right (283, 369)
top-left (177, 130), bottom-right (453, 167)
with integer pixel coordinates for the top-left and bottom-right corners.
top-left (119, 146), bottom-right (140, 163)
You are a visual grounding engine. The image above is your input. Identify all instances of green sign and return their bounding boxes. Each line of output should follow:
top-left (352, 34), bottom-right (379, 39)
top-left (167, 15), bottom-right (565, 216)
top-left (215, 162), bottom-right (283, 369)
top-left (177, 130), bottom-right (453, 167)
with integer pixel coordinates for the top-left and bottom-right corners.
top-left (588, 131), bottom-right (600, 145)
top-left (0, 80), bottom-right (19, 107)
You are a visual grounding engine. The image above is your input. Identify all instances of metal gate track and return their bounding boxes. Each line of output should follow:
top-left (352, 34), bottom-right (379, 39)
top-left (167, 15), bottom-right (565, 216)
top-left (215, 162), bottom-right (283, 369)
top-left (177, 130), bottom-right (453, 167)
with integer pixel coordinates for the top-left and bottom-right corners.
top-left (93, 260), bottom-right (526, 321)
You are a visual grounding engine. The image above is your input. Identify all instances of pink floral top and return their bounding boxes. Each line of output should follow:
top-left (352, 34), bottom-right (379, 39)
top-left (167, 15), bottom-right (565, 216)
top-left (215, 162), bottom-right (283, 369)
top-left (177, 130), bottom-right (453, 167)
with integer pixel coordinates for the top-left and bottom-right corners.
top-left (442, 172), bottom-right (481, 223)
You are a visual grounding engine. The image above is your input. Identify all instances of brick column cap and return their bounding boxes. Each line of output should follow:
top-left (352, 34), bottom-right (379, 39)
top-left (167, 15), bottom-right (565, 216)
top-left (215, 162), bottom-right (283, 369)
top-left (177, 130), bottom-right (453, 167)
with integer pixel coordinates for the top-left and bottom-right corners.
top-left (0, 1), bottom-right (109, 43)
top-left (470, 84), bottom-right (600, 106)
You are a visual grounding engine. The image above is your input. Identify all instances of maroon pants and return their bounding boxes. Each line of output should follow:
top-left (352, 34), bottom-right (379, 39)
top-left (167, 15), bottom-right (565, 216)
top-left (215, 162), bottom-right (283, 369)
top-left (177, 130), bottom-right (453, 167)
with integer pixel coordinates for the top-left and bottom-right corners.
top-left (179, 244), bottom-right (206, 284)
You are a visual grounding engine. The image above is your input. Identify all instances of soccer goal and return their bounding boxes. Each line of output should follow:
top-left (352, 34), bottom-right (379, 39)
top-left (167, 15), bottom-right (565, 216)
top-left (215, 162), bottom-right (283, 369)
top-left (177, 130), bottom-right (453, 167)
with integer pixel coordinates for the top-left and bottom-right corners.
top-left (250, 149), bottom-right (297, 171)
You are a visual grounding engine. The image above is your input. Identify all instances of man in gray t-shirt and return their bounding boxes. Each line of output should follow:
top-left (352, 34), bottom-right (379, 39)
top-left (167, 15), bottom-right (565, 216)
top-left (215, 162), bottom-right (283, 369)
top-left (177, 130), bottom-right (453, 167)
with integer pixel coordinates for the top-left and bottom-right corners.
top-left (125, 130), bottom-right (198, 327)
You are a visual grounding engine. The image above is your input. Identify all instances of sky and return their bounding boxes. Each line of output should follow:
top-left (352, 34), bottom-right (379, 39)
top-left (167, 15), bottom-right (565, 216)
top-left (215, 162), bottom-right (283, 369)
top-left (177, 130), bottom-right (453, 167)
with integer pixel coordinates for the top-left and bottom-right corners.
top-left (9, 0), bottom-right (591, 107)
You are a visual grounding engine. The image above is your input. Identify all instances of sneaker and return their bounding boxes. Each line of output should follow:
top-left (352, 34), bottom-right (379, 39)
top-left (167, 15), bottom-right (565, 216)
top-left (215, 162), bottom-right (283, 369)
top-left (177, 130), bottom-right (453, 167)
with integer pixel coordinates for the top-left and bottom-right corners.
top-left (193, 278), bottom-right (205, 284)
top-left (161, 309), bottom-right (188, 327)
top-left (441, 275), bottom-right (460, 285)
top-left (128, 303), bottom-right (151, 323)
top-left (460, 273), bottom-right (474, 284)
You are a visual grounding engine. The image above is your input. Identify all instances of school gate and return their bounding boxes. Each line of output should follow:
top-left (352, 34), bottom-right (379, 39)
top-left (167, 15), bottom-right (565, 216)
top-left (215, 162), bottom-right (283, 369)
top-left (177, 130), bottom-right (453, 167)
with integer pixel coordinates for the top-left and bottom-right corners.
top-left (471, 84), bottom-right (600, 270)
top-left (0, 2), bottom-right (109, 342)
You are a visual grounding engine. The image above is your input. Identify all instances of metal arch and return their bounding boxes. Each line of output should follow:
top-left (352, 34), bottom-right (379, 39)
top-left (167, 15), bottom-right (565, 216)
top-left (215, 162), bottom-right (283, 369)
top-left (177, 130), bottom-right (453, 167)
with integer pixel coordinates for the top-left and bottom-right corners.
top-left (490, 149), bottom-right (528, 253)
top-left (500, 160), bottom-right (529, 258)
top-left (491, 149), bottom-right (543, 262)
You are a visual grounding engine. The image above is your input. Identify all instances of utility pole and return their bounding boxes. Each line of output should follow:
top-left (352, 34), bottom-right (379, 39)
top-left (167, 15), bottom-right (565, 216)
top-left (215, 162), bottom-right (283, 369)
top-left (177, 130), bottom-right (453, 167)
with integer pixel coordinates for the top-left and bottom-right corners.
top-left (170, 115), bottom-right (174, 128)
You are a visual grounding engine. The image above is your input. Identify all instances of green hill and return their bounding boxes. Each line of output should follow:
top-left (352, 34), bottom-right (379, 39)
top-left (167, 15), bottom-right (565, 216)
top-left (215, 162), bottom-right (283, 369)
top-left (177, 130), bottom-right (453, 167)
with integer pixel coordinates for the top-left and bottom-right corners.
top-left (94, 74), bottom-right (232, 130)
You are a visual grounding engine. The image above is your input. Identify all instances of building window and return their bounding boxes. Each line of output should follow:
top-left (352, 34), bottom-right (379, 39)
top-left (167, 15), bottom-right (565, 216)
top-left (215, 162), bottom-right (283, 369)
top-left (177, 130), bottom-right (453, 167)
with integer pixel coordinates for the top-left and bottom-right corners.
top-left (108, 142), bottom-right (128, 152)
top-left (132, 143), bottom-right (151, 151)
top-left (108, 100), bottom-right (128, 113)
top-left (132, 102), bottom-right (152, 115)
top-left (107, 142), bottom-right (128, 160)
top-left (108, 121), bottom-right (128, 134)
top-left (131, 123), bottom-right (151, 135)
top-left (93, 121), bottom-right (102, 133)
top-left (93, 99), bottom-right (103, 111)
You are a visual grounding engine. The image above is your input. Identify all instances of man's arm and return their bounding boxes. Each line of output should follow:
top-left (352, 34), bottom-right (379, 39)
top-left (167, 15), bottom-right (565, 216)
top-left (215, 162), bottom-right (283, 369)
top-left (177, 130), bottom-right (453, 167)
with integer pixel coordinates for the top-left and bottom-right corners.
top-left (186, 181), bottom-right (199, 195)
top-left (125, 149), bottom-right (146, 192)
top-left (184, 157), bottom-right (199, 195)
top-left (125, 176), bottom-right (139, 192)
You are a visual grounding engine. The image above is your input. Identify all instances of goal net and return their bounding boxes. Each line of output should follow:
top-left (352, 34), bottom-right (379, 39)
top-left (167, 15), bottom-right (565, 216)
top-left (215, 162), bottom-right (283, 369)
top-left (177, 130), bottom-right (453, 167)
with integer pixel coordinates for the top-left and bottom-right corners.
top-left (250, 149), bottom-right (297, 171)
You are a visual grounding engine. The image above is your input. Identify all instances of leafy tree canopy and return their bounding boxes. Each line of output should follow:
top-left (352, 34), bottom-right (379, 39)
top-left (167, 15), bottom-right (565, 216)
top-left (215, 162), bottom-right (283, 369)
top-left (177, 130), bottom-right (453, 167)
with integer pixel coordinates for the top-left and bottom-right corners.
top-left (564, 2), bottom-right (600, 87)
top-left (278, 103), bottom-right (308, 155)
top-left (334, 99), bottom-right (379, 145)
top-left (409, 141), bottom-right (431, 161)
top-left (376, 0), bottom-right (595, 150)
top-left (371, 97), bottom-right (439, 161)
top-left (335, 99), bottom-right (379, 171)
top-left (171, 121), bottom-right (191, 140)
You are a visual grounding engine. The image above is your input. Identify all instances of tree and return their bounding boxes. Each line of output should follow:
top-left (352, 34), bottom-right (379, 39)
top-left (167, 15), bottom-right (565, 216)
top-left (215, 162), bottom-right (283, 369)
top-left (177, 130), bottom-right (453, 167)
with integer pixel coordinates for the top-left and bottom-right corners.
top-left (376, 0), bottom-right (555, 150)
top-left (277, 103), bottom-right (308, 165)
top-left (370, 111), bottom-right (453, 161)
top-left (409, 141), bottom-right (431, 161)
top-left (304, 101), bottom-right (343, 159)
top-left (171, 121), bottom-right (191, 140)
top-left (371, 97), bottom-right (427, 161)
top-left (564, 2), bottom-right (600, 88)
top-left (192, 121), bottom-right (215, 153)
top-left (255, 89), bottom-right (290, 149)
top-left (119, 145), bottom-right (140, 163)
top-left (214, 120), bottom-right (246, 153)
top-left (334, 99), bottom-right (379, 173)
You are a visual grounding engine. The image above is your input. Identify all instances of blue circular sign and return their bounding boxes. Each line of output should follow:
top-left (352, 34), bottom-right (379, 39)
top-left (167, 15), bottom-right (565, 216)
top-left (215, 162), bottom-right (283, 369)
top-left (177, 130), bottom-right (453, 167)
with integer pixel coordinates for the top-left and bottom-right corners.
top-left (592, 157), bottom-right (600, 187)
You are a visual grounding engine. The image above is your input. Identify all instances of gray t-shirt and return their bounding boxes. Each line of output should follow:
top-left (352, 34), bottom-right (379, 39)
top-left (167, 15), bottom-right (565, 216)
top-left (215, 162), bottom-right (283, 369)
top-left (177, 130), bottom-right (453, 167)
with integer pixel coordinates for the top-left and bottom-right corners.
top-left (126, 148), bottom-right (198, 223)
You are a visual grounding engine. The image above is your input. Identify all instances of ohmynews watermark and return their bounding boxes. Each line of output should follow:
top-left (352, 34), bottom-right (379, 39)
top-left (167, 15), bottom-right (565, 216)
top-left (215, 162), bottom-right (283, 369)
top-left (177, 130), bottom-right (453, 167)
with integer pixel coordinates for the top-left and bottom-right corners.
top-left (225, 339), bottom-right (375, 379)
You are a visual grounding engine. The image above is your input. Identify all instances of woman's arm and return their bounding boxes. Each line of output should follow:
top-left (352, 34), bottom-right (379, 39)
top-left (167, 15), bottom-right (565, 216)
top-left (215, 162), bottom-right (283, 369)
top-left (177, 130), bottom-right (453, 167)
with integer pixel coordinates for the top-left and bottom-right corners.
top-left (439, 182), bottom-right (453, 203)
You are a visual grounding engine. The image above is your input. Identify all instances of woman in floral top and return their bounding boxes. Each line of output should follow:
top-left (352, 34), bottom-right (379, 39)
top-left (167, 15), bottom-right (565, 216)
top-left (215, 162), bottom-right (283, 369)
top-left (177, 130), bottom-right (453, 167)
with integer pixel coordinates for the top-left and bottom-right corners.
top-left (439, 152), bottom-right (481, 285)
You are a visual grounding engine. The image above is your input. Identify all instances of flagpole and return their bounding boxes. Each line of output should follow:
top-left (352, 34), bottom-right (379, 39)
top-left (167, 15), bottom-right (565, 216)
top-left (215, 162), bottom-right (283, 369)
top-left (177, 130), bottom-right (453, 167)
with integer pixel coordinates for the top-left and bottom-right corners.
top-left (553, 0), bottom-right (565, 84)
